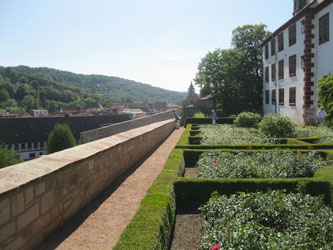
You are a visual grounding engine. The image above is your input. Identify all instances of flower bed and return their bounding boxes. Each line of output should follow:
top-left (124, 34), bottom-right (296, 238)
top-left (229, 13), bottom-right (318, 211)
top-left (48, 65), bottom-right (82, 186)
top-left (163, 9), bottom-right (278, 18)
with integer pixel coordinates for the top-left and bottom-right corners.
top-left (295, 126), bottom-right (333, 143)
top-left (197, 150), bottom-right (333, 178)
top-left (199, 190), bottom-right (333, 250)
top-left (200, 125), bottom-right (274, 145)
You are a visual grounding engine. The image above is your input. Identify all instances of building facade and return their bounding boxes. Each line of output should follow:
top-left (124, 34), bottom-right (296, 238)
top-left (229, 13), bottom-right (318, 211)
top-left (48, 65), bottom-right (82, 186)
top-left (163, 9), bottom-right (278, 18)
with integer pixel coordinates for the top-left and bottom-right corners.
top-left (262, 0), bottom-right (333, 124)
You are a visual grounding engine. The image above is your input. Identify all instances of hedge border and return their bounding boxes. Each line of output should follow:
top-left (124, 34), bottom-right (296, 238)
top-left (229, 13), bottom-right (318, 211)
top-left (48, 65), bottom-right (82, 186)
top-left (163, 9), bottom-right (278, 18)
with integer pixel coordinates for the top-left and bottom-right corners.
top-left (113, 149), bottom-right (184, 250)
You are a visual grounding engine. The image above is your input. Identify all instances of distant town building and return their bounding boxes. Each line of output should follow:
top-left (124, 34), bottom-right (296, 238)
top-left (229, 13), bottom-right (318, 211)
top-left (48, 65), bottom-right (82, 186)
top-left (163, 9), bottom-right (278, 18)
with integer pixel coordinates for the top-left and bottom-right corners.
top-left (0, 114), bottom-right (131, 161)
top-left (30, 109), bottom-right (49, 117)
top-left (121, 108), bottom-right (145, 119)
top-left (261, 0), bottom-right (333, 124)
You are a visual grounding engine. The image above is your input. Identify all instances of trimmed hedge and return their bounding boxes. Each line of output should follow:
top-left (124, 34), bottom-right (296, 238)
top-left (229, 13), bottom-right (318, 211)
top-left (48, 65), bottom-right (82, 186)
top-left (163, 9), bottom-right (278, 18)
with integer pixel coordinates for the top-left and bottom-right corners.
top-left (113, 149), bottom-right (184, 250)
top-left (174, 178), bottom-right (332, 207)
top-left (184, 117), bottom-right (235, 127)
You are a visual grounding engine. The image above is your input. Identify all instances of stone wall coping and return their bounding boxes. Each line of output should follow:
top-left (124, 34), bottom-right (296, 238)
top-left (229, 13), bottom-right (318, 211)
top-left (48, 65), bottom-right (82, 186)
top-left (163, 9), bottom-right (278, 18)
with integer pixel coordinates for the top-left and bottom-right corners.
top-left (0, 119), bottom-right (174, 196)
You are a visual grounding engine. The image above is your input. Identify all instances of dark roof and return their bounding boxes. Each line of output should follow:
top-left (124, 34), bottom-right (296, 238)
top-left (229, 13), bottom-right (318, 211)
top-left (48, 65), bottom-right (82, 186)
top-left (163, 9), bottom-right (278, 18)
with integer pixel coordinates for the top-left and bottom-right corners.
top-left (0, 114), bottom-right (131, 144)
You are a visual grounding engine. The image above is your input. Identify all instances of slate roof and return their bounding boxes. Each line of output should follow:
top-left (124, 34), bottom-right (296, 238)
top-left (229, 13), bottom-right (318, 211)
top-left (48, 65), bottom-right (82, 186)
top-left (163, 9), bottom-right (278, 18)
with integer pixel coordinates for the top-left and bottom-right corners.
top-left (0, 114), bottom-right (131, 144)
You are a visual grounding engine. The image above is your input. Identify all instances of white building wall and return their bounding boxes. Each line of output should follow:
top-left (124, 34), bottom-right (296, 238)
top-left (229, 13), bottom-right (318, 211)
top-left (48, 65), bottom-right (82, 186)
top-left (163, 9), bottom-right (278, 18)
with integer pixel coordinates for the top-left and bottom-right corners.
top-left (263, 19), bottom-right (306, 124)
top-left (315, 4), bottom-right (333, 108)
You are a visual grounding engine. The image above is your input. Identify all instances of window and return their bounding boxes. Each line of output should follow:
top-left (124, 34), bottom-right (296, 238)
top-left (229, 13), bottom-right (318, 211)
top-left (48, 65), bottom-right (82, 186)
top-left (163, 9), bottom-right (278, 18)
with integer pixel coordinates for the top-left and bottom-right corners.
top-left (40, 142), bottom-right (44, 148)
top-left (289, 55), bottom-right (297, 76)
top-left (27, 143), bottom-right (32, 149)
top-left (279, 88), bottom-right (285, 105)
top-left (265, 66), bottom-right (269, 82)
top-left (278, 60), bottom-right (284, 79)
top-left (278, 32), bottom-right (284, 52)
top-left (272, 89), bottom-right (276, 104)
top-left (319, 13), bottom-right (329, 45)
top-left (271, 38), bottom-right (276, 56)
top-left (295, 0), bottom-right (307, 12)
top-left (265, 90), bottom-right (270, 104)
top-left (265, 43), bottom-right (269, 59)
top-left (14, 144), bottom-right (19, 150)
top-left (29, 153), bottom-right (36, 159)
top-left (21, 143), bottom-right (25, 150)
top-left (271, 63), bottom-right (276, 81)
top-left (34, 142), bottom-right (38, 149)
top-left (289, 24), bottom-right (296, 46)
top-left (289, 87), bottom-right (296, 106)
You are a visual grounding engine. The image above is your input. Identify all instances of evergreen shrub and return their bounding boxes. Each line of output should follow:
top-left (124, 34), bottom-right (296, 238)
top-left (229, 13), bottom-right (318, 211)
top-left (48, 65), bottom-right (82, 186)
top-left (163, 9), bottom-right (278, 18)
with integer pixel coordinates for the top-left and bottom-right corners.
top-left (234, 112), bottom-right (261, 128)
top-left (259, 113), bottom-right (295, 138)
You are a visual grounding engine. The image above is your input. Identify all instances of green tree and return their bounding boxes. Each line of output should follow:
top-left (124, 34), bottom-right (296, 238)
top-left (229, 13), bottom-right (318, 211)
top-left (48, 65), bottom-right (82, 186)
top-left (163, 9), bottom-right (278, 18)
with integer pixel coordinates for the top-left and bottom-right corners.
top-left (22, 95), bottom-right (37, 111)
top-left (0, 89), bottom-right (10, 102)
top-left (46, 124), bottom-right (77, 154)
top-left (0, 143), bottom-right (23, 168)
top-left (318, 74), bottom-right (333, 127)
top-left (195, 24), bottom-right (271, 114)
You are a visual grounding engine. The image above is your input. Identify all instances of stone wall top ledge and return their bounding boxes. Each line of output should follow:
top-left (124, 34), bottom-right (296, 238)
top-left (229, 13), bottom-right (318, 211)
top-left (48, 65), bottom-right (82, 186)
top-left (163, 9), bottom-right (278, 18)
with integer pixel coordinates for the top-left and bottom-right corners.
top-left (0, 119), bottom-right (174, 196)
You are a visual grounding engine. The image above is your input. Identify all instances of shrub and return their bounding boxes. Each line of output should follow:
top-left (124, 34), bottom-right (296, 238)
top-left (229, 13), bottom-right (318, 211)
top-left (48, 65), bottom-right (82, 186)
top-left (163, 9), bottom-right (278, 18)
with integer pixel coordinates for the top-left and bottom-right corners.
top-left (0, 143), bottom-right (23, 168)
top-left (46, 123), bottom-right (76, 154)
top-left (259, 113), bottom-right (295, 138)
top-left (193, 112), bottom-right (205, 118)
top-left (318, 74), bottom-right (333, 127)
top-left (199, 190), bottom-right (333, 250)
top-left (234, 112), bottom-right (261, 128)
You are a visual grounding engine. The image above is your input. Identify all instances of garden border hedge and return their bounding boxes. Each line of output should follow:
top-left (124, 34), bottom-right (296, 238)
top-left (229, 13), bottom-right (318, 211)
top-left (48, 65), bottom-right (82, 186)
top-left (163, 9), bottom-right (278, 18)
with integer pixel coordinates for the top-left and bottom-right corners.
top-left (184, 117), bottom-right (235, 127)
top-left (113, 149), bottom-right (184, 250)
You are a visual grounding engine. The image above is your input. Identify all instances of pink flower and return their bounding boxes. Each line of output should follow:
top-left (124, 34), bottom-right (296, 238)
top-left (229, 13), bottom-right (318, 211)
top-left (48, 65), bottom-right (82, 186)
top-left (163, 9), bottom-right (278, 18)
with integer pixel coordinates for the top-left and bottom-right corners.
top-left (209, 244), bottom-right (222, 250)
top-left (213, 160), bottom-right (217, 163)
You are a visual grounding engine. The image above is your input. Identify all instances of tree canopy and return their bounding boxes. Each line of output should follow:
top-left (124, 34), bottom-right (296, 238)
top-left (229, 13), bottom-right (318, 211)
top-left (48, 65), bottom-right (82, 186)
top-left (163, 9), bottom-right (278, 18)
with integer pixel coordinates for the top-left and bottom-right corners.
top-left (0, 66), bottom-right (186, 114)
top-left (46, 124), bottom-right (77, 154)
top-left (318, 74), bottom-right (333, 127)
top-left (195, 24), bottom-right (271, 115)
top-left (0, 143), bottom-right (23, 168)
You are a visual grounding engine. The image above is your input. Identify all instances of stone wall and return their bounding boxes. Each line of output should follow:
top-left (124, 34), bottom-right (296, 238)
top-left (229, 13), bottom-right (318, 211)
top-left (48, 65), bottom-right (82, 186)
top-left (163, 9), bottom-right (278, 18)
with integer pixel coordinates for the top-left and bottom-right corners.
top-left (80, 109), bottom-right (183, 144)
top-left (0, 119), bottom-right (175, 250)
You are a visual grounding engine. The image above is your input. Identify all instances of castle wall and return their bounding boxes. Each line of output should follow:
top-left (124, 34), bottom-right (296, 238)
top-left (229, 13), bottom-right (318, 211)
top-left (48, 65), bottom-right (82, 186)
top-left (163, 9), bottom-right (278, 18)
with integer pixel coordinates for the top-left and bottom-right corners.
top-left (0, 119), bottom-right (175, 250)
top-left (80, 109), bottom-right (183, 144)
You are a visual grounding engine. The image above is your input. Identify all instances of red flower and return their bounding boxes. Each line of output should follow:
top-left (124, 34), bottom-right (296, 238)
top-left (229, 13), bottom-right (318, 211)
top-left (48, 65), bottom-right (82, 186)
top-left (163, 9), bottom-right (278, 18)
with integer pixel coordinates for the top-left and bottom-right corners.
top-left (210, 244), bottom-right (222, 250)
top-left (213, 160), bottom-right (217, 163)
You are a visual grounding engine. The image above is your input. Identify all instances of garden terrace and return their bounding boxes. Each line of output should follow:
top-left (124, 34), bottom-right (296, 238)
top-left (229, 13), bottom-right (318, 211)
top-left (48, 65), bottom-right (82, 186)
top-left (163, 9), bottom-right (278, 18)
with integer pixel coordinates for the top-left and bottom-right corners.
top-left (114, 118), bottom-right (333, 249)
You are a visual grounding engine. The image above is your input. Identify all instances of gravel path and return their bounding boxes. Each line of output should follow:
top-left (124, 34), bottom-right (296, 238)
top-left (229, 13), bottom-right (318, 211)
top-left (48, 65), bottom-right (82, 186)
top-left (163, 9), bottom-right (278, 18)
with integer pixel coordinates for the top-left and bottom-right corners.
top-left (36, 127), bottom-right (184, 250)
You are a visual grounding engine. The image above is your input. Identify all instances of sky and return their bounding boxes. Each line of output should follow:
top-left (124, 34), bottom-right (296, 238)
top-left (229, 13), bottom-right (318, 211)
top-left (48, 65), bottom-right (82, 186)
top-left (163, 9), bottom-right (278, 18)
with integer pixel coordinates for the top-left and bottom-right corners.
top-left (0, 0), bottom-right (293, 93)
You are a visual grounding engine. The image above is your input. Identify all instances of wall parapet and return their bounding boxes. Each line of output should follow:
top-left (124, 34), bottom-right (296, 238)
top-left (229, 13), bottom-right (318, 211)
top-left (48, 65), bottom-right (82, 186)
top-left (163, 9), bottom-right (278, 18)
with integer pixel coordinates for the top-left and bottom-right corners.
top-left (80, 109), bottom-right (182, 144)
top-left (0, 119), bottom-right (175, 250)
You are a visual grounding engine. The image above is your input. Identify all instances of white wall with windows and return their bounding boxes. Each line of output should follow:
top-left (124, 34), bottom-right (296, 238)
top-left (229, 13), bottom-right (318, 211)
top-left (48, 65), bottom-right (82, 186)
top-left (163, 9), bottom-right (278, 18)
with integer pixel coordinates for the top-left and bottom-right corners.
top-left (263, 18), bottom-right (306, 124)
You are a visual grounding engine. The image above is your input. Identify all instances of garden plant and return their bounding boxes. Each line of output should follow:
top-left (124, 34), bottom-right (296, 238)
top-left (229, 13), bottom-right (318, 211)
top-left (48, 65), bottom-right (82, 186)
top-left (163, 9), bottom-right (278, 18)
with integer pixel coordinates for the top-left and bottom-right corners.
top-left (199, 190), bottom-right (333, 250)
top-left (197, 150), bottom-right (333, 178)
top-left (258, 113), bottom-right (295, 138)
top-left (234, 112), bottom-right (261, 128)
top-left (200, 124), bottom-right (273, 145)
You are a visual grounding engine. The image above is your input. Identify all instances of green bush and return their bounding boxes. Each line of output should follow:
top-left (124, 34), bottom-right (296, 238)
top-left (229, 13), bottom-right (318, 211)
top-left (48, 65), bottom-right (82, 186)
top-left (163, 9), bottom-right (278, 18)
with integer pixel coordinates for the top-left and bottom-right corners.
top-left (259, 113), bottom-right (295, 138)
top-left (193, 112), bottom-right (205, 118)
top-left (199, 190), bottom-right (333, 250)
top-left (318, 74), bottom-right (333, 127)
top-left (46, 123), bottom-right (76, 154)
top-left (0, 143), bottom-right (23, 168)
top-left (234, 112), bottom-right (261, 128)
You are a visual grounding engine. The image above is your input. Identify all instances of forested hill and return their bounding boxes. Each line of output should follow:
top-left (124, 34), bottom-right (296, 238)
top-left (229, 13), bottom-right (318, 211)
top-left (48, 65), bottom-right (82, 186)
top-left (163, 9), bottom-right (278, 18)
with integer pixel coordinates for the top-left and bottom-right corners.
top-left (0, 66), bottom-right (186, 113)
